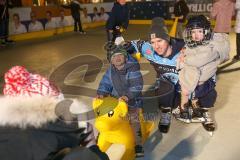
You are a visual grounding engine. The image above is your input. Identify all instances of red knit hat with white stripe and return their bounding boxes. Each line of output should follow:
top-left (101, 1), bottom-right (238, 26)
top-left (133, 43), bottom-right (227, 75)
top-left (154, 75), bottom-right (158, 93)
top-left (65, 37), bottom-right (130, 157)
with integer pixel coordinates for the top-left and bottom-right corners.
top-left (3, 66), bottom-right (60, 97)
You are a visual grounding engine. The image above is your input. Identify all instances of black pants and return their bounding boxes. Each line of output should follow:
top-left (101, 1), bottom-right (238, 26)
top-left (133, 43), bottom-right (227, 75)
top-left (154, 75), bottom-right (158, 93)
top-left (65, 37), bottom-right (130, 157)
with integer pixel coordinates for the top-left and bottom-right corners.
top-left (0, 19), bottom-right (9, 41)
top-left (155, 80), bottom-right (176, 109)
top-left (73, 16), bottom-right (83, 32)
top-left (158, 89), bottom-right (216, 109)
top-left (197, 89), bottom-right (217, 108)
top-left (236, 33), bottom-right (240, 57)
top-left (156, 80), bottom-right (216, 109)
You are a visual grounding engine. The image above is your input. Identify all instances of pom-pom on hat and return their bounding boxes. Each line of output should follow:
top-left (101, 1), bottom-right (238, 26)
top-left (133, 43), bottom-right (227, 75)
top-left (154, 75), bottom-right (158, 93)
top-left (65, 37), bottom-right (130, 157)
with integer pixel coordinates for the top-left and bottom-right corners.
top-left (3, 66), bottom-right (60, 97)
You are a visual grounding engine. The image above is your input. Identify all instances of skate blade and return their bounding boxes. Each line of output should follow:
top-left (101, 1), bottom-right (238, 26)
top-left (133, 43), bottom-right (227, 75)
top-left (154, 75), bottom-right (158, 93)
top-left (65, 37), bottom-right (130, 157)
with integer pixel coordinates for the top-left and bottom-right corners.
top-left (176, 118), bottom-right (191, 123)
top-left (208, 131), bottom-right (214, 137)
top-left (202, 123), bottom-right (215, 135)
top-left (191, 117), bottom-right (205, 123)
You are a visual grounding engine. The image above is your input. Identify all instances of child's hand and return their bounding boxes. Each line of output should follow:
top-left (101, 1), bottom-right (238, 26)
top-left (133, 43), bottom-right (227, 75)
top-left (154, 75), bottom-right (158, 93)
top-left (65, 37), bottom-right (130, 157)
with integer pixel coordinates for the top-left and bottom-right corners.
top-left (181, 85), bottom-right (189, 96)
top-left (176, 51), bottom-right (185, 70)
top-left (178, 52), bottom-right (186, 63)
top-left (96, 94), bottom-right (104, 99)
top-left (179, 15), bottom-right (184, 19)
top-left (119, 96), bottom-right (129, 102)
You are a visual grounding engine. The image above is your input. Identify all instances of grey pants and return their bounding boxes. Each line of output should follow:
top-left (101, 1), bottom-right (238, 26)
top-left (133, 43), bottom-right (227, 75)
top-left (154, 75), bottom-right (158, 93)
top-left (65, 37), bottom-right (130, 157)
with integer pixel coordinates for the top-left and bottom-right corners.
top-left (128, 108), bottom-right (142, 146)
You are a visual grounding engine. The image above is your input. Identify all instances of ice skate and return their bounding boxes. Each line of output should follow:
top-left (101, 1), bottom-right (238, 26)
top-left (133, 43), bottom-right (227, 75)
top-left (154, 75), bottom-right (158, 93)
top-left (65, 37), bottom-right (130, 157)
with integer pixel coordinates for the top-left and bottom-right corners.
top-left (201, 108), bottom-right (215, 136)
top-left (191, 107), bottom-right (205, 123)
top-left (172, 106), bottom-right (191, 124)
top-left (158, 108), bottom-right (171, 133)
top-left (174, 94), bottom-right (192, 123)
top-left (191, 100), bottom-right (205, 123)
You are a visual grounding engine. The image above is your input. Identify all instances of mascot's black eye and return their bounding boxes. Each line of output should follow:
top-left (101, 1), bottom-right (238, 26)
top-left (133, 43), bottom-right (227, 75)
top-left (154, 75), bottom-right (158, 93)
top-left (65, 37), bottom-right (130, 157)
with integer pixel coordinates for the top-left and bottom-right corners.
top-left (96, 110), bottom-right (100, 116)
top-left (108, 110), bottom-right (114, 117)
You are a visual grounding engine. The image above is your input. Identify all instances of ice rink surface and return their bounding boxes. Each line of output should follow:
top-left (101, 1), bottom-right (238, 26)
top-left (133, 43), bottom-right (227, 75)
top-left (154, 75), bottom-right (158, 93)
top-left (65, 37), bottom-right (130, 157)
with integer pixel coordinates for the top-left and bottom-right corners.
top-left (0, 25), bottom-right (240, 160)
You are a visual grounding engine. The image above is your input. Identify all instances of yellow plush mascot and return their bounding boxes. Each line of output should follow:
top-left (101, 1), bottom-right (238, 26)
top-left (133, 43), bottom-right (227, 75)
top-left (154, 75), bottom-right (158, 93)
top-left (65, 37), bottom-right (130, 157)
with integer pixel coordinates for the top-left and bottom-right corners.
top-left (93, 96), bottom-right (154, 160)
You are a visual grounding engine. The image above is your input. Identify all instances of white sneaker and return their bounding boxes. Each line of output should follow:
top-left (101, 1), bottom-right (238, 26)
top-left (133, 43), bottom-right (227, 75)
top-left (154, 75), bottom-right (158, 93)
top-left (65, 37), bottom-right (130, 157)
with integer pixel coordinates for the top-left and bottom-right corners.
top-left (79, 31), bottom-right (86, 34)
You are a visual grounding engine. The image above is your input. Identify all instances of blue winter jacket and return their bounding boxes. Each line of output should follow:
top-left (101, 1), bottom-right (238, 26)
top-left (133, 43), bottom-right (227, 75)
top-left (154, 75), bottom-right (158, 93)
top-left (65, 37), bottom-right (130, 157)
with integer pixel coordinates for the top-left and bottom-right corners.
top-left (97, 55), bottom-right (143, 108)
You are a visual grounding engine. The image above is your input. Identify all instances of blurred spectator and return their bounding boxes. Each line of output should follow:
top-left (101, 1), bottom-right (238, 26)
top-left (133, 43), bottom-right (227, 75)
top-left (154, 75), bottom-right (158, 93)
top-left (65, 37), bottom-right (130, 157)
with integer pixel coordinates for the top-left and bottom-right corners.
top-left (106, 0), bottom-right (129, 42)
top-left (28, 11), bottom-right (44, 32)
top-left (211, 0), bottom-right (235, 34)
top-left (173, 0), bottom-right (189, 39)
top-left (0, 0), bottom-right (14, 46)
top-left (11, 13), bottom-right (27, 34)
top-left (62, 0), bottom-right (86, 33)
top-left (45, 10), bottom-right (57, 30)
top-left (58, 9), bottom-right (69, 27)
top-left (92, 7), bottom-right (100, 22)
top-left (81, 7), bottom-right (91, 23)
top-left (211, 0), bottom-right (235, 61)
top-left (99, 7), bottom-right (109, 21)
